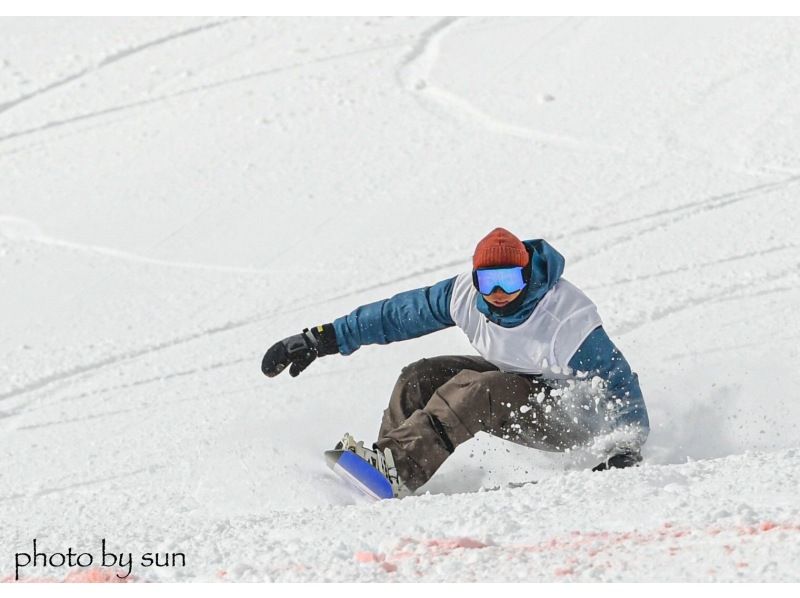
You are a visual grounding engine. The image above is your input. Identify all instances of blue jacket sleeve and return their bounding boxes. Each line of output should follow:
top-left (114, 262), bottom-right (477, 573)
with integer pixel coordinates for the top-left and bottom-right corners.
top-left (333, 277), bottom-right (457, 356)
top-left (568, 327), bottom-right (650, 436)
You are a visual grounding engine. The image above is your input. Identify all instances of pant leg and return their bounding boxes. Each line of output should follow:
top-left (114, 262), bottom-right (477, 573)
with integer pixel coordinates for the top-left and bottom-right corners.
top-left (378, 367), bottom-right (605, 491)
top-left (377, 355), bottom-right (499, 438)
top-left (375, 356), bottom-right (497, 491)
top-left (427, 373), bottom-right (616, 454)
top-left (378, 366), bottom-right (544, 490)
top-left (423, 369), bottom-right (545, 449)
top-left (505, 383), bottom-right (611, 452)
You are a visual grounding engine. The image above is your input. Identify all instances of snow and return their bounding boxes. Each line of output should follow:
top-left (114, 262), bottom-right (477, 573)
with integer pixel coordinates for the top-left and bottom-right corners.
top-left (1, 16), bottom-right (799, 582)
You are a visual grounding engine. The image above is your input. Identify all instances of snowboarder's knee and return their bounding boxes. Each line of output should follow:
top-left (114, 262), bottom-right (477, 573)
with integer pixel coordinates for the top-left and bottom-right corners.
top-left (450, 369), bottom-right (526, 394)
top-left (402, 357), bottom-right (431, 375)
top-left (474, 370), bottom-right (509, 386)
top-left (399, 358), bottom-right (440, 386)
top-left (431, 371), bottom-right (508, 416)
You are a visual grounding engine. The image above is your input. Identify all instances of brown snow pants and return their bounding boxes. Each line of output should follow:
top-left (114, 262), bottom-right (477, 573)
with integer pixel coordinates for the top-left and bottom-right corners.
top-left (375, 356), bottom-right (599, 491)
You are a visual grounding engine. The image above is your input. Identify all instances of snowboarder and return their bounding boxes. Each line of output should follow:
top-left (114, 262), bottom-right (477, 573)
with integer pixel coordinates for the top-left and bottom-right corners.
top-left (262, 228), bottom-right (649, 497)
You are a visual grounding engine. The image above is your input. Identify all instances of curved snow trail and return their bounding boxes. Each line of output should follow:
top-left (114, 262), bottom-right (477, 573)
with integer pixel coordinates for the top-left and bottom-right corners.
top-left (420, 86), bottom-right (623, 153)
top-left (0, 17), bottom-right (245, 117)
top-left (396, 16), bottom-right (461, 79)
top-left (397, 17), bottom-right (622, 153)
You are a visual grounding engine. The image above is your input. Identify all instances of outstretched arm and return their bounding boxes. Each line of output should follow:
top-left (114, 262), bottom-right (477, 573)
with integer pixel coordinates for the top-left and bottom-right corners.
top-left (261, 277), bottom-right (457, 378)
top-left (333, 277), bottom-right (457, 355)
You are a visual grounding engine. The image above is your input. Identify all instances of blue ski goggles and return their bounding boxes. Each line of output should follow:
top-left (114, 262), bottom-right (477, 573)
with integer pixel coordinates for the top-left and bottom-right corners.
top-left (472, 266), bottom-right (527, 295)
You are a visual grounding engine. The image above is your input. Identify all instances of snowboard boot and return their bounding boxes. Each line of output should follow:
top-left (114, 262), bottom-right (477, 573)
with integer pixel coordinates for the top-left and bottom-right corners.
top-left (592, 448), bottom-right (643, 472)
top-left (335, 433), bottom-right (410, 498)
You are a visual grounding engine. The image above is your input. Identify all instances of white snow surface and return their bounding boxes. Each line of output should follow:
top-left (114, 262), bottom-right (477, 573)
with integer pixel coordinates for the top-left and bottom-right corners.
top-left (1, 17), bottom-right (799, 582)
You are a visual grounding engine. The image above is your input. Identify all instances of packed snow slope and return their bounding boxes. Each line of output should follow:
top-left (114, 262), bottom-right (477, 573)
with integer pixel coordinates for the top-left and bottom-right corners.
top-left (1, 17), bottom-right (799, 582)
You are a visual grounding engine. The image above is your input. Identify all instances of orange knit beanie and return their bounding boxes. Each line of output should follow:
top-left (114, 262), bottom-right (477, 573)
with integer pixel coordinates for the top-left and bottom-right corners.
top-left (472, 228), bottom-right (529, 269)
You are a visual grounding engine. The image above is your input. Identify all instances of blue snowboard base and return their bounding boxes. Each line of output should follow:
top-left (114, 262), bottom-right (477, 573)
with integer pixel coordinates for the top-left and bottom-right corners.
top-left (325, 449), bottom-right (395, 500)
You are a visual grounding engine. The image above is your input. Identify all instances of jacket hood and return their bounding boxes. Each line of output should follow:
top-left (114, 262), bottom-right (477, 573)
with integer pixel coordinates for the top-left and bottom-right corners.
top-left (475, 239), bottom-right (565, 327)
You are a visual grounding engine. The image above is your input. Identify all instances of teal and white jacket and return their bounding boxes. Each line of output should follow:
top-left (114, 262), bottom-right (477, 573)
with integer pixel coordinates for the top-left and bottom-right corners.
top-left (332, 239), bottom-right (649, 436)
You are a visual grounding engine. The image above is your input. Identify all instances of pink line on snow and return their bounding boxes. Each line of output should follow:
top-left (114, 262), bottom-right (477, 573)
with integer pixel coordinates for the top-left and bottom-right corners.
top-left (352, 520), bottom-right (800, 579)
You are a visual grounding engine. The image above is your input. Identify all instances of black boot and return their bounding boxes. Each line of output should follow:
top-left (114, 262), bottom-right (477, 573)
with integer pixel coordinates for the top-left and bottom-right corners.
top-left (592, 449), bottom-right (642, 472)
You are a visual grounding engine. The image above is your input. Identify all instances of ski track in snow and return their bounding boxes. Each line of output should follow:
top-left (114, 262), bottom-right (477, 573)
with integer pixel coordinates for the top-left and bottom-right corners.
top-left (663, 332), bottom-right (800, 362)
top-left (584, 242), bottom-right (800, 291)
top-left (397, 16), bottom-right (461, 75)
top-left (553, 174), bottom-right (800, 241)
top-left (614, 261), bottom-right (800, 335)
top-left (0, 38), bottom-right (410, 149)
top-left (0, 216), bottom-right (274, 274)
top-left (0, 468), bottom-right (157, 504)
top-left (0, 324), bottom-right (245, 403)
top-left (0, 249), bottom-right (468, 408)
top-left (0, 17), bottom-right (244, 118)
top-left (1, 355), bottom-right (253, 424)
top-left (569, 174), bottom-right (800, 265)
top-left (397, 16), bottom-right (622, 153)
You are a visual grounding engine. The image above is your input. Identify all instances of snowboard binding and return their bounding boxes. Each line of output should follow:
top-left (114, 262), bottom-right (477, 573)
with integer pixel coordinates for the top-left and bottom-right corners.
top-left (325, 433), bottom-right (407, 499)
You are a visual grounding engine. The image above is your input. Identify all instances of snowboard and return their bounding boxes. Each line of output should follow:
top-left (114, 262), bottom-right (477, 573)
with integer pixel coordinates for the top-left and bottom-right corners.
top-left (325, 447), bottom-right (538, 500)
top-left (325, 448), bottom-right (395, 500)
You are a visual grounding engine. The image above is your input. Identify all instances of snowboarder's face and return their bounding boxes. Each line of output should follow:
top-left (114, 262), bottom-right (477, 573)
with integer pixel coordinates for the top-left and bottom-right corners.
top-left (483, 288), bottom-right (523, 307)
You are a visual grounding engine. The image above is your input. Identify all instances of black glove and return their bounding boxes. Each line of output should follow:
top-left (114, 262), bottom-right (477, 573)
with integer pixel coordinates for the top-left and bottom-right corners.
top-left (261, 323), bottom-right (339, 378)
